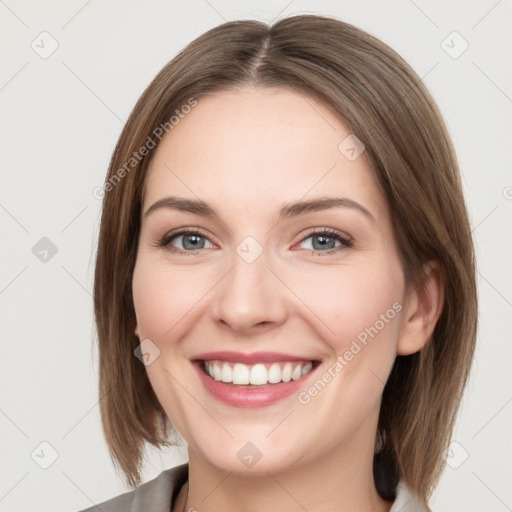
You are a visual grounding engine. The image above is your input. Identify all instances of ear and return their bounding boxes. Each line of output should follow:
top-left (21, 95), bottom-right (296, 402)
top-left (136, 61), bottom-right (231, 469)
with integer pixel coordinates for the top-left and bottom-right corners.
top-left (397, 260), bottom-right (445, 356)
top-left (134, 324), bottom-right (139, 337)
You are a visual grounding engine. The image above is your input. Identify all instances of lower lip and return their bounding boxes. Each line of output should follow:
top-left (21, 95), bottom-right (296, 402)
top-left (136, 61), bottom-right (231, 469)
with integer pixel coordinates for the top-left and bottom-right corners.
top-left (193, 362), bottom-right (316, 408)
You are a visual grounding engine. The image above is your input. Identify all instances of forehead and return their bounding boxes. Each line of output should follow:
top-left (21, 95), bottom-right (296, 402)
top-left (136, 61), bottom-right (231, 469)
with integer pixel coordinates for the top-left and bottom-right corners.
top-left (143, 86), bottom-right (387, 220)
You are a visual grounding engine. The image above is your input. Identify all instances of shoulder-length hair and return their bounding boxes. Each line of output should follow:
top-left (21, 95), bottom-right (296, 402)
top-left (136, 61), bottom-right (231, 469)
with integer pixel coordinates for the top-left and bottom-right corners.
top-left (93, 14), bottom-right (477, 503)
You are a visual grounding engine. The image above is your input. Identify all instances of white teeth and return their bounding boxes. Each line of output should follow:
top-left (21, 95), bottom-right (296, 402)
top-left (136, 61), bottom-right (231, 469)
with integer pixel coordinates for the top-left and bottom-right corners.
top-left (232, 363), bottom-right (250, 385)
top-left (221, 363), bottom-right (232, 382)
top-left (281, 363), bottom-right (292, 382)
top-left (268, 363), bottom-right (281, 383)
top-left (291, 364), bottom-right (302, 380)
top-left (249, 364), bottom-right (268, 385)
top-left (203, 360), bottom-right (315, 385)
top-left (301, 362), bottom-right (313, 376)
top-left (212, 361), bottom-right (222, 381)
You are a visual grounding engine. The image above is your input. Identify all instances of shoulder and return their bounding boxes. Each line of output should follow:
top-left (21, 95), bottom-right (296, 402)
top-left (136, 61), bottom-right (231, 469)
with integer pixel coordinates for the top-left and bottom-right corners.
top-left (75, 463), bottom-right (188, 512)
top-left (390, 481), bottom-right (431, 512)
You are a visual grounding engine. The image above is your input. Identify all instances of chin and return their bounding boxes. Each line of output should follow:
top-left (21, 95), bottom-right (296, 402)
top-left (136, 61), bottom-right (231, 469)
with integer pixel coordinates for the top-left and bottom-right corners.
top-left (189, 432), bottom-right (311, 477)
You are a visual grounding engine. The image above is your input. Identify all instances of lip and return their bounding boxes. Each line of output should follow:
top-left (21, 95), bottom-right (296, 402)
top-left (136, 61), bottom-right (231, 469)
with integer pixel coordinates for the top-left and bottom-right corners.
top-left (192, 351), bottom-right (315, 364)
top-left (191, 352), bottom-right (320, 408)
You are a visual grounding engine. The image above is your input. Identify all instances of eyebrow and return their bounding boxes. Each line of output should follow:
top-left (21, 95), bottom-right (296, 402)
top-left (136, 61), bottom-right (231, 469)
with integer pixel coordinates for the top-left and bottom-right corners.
top-left (144, 195), bottom-right (375, 223)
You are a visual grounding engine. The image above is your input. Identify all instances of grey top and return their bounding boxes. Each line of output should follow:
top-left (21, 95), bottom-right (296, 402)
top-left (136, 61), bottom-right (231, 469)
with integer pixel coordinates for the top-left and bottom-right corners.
top-left (77, 463), bottom-right (430, 512)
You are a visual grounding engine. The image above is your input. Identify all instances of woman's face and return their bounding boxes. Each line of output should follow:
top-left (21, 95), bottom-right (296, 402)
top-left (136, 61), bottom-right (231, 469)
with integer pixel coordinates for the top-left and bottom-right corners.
top-left (132, 86), bottom-right (409, 475)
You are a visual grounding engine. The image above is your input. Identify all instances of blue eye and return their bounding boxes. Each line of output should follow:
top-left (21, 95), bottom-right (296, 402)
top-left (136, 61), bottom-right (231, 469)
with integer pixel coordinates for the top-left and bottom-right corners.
top-left (158, 228), bottom-right (352, 255)
top-left (160, 229), bottom-right (214, 252)
top-left (298, 229), bottom-right (353, 253)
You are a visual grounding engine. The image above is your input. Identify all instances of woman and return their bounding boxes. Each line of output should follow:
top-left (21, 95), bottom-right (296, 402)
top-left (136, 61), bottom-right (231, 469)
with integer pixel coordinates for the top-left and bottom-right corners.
top-left (83, 14), bottom-right (477, 512)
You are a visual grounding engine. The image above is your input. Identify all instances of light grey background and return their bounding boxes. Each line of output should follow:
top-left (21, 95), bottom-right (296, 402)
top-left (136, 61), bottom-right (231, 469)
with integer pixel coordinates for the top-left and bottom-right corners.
top-left (1, 1), bottom-right (511, 511)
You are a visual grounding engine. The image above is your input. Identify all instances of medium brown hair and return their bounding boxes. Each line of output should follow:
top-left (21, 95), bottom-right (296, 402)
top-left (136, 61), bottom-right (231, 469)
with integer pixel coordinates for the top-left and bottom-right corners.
top-left (93, 14), bottom-right (477, 503)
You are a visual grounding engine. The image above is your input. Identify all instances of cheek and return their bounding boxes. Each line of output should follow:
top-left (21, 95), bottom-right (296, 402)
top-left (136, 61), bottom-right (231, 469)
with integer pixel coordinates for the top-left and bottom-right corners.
top-left (132, 259), bottom-right (200, 431)
top-left (287, 260), bottom-right (404, 360)
top-left (132, 258), bottom-right (210, 340)
top-left (287, 263), bottom-right (404, 432)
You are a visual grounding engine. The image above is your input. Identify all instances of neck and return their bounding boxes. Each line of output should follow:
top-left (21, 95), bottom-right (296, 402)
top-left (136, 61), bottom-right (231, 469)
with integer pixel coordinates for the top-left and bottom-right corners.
top-left (177, 435), bottom-right (393, 512)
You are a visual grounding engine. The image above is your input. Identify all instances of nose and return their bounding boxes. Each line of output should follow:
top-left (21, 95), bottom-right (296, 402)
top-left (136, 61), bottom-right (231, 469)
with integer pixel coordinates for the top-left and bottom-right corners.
top-left (211, 246), bottom-right (288, 335)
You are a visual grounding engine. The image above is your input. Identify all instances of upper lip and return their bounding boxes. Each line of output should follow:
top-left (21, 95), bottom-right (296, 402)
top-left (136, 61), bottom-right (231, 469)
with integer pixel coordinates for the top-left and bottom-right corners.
top-left (192, 351), bottom-right (319, 364)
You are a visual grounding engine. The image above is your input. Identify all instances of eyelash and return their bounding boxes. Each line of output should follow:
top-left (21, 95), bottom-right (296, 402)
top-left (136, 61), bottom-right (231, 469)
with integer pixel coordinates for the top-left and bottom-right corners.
top-left (156, 227), bottom-right (353, 256)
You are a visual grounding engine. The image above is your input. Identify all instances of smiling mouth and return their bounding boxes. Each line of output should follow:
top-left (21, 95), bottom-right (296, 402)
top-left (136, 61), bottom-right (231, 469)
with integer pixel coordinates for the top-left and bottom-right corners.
top-left (198, 360), bottom-right (318, 387)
